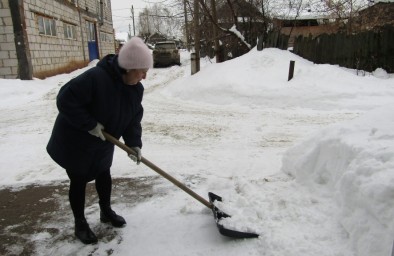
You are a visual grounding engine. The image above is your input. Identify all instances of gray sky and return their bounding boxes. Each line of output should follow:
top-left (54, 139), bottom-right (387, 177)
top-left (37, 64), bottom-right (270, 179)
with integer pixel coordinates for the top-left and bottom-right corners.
top-left (111, 0), bottom-right (162, 34)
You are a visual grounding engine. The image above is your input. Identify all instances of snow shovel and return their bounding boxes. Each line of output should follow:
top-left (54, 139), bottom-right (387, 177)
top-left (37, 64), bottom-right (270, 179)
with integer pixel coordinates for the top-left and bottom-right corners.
top-left (102, 131), bottom-right (259, 239)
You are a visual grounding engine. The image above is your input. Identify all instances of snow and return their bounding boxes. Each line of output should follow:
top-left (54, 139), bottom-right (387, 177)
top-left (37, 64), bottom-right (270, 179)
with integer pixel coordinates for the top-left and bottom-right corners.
top-left (115, 32), bottom-right (128, 42)
top-left (1, 48), bottom-right (394, 255)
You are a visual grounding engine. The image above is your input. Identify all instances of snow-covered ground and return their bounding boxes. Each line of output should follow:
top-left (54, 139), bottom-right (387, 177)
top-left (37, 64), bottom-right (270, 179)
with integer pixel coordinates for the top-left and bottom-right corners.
top-left (1, 48), bottom-right (393, 256)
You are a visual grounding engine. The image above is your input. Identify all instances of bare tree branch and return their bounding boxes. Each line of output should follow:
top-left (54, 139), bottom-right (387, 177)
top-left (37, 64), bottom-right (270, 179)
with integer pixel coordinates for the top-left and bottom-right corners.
top-left (197, 0), bottom-right (251, 49)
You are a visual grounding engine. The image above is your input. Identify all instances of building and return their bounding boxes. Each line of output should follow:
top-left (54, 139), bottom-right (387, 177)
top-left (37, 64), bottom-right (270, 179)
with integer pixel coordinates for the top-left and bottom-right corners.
top-left (272, 0), bottom-right (394, 47)
top-left (273, 15), bottom-right (340, 47)
top-left (215, 0), bottom-right (265, 60)
top-left (0, 0), bottom-right (115, 79)
top-left (353, 0), bottom-right (394, 31)
top-left (148, 33), bottom-right (167, 45)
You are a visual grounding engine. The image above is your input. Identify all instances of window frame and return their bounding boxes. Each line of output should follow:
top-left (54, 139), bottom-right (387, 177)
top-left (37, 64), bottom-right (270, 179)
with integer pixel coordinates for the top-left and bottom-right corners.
top-left (86, 21), bottom-right (96, 42)
top-left (63, 22), bottom-right (77, 40)
top-left (37, 14), bottom-right (57, 37)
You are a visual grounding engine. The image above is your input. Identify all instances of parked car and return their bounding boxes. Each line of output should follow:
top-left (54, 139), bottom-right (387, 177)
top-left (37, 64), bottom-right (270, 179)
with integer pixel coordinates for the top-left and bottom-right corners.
top-left (153, 41), bottom-right (181, 67)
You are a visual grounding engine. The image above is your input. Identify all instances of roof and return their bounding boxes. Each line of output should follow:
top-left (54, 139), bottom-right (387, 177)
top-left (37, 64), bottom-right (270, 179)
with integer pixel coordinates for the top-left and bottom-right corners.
top-left (271, 0), bottom-right (371, 20)
top-left (155, 41), bottom-right (176, 44)
top-left (217, 0), bottom-right (263, 18)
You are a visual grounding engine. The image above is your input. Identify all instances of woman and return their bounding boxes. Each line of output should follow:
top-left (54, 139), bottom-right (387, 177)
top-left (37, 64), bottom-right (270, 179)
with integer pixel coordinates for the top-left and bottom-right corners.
top-left (47, 37), bottom-right (152, 244)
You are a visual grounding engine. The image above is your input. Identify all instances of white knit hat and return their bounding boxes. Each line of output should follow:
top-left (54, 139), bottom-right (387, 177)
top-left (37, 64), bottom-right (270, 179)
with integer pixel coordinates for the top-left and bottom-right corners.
top-left (118, 37), bottom-right (153, 70)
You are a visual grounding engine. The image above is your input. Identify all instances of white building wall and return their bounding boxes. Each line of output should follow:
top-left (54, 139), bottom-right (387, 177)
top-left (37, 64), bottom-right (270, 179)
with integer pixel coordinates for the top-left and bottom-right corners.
top-left (0, 0), bottom-right (18, 79)
top-left (0, 0), bottom-right (115, 79)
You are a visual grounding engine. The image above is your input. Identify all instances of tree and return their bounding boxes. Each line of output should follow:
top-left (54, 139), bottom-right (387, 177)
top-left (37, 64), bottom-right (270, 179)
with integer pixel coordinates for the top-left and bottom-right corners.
top-left (137, 4), bottom-right (183, 39)
top-left (198, 0), bottom-right (253, 50)
top-left (321, 0), bottom-right (370, 33)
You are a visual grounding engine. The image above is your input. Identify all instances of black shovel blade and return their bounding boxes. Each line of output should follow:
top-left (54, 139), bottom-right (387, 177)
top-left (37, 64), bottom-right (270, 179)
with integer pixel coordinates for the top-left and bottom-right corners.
top-left (208, 192), bottom-right (259, 238)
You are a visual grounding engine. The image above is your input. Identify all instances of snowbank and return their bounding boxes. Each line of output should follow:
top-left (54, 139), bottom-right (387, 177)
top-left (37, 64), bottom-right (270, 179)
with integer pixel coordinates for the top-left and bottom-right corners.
top-left (282, 104), bottom-right (394, 256)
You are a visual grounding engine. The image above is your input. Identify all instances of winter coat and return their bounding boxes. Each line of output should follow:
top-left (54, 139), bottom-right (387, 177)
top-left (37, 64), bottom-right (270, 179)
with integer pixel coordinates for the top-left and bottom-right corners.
top-left (47, 54), bottom-right (143, 179)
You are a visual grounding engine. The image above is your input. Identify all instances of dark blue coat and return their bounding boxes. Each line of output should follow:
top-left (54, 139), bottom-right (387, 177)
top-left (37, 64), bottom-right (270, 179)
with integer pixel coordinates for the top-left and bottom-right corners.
top-left (47, 54), bottom-right (143, 178)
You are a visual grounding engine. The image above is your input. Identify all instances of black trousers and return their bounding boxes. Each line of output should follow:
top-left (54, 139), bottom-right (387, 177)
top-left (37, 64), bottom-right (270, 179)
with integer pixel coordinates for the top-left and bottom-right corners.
top-left (66, 169), bottom-right (112, 220)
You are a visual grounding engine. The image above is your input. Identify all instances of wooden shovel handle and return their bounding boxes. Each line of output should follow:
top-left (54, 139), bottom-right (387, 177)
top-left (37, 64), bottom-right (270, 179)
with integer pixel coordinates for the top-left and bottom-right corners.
top-left (102, 131), bottom-right (213, 209)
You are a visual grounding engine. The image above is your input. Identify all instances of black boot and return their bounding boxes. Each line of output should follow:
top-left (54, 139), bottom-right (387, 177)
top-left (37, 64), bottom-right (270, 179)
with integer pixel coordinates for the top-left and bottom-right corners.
top-left (75, 218), bottom-right (98, 244)
top-left (100, 209), bottom-right (126, 227)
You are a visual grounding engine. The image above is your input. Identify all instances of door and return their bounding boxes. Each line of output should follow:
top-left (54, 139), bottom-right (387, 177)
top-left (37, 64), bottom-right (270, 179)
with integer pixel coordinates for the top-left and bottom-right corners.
top-left (86, 21), bottom-right (99, 61)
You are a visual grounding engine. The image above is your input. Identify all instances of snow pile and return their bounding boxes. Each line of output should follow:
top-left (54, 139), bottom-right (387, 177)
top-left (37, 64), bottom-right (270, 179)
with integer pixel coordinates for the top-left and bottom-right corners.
top-left (161, 48), bottom-right (394, 111)
top-left (282, 104), bottom-right (394, 256)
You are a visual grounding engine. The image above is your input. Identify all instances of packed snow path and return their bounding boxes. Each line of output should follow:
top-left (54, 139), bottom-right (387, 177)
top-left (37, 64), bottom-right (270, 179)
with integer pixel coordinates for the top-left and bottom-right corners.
top-left (1, 49), bottom-right (393, 255)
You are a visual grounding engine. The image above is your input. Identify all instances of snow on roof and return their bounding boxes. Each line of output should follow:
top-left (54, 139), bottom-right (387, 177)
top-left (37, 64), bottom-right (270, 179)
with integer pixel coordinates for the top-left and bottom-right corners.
top-left (271, 0), bottom-right (372, 20)
top-left (115, 32), bottom-right (128, 42)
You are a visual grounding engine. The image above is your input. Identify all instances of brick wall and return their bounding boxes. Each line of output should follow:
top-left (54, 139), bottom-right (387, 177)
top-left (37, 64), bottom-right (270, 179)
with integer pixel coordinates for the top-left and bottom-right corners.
top-left (0, 0), bottom-right (115, 79)
top-left (0, 0), bottom-right (18, 79)
top-left (280, 24), bottom-right (340, 46)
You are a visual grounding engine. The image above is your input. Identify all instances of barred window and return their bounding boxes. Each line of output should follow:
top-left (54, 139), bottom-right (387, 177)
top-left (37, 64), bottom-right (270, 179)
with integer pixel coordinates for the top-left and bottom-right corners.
top-left (37, 15), bottom-right (56, 36)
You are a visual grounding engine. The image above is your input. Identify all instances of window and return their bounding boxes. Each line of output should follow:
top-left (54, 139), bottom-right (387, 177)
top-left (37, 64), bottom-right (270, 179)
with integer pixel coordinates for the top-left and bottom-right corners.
top-left (86, 21), bottom-right (96, 41)
top-left (37, 15), bottom-right (57, 36)
top-left (100, 32), bottom-right (113, 43)
top-left (64, 22), bottom-right (76, 39)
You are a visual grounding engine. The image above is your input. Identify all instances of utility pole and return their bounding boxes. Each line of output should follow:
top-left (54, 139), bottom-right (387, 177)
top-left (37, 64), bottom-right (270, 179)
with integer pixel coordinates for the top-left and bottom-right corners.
top-left (210, 0), bottom-right (220, 62)
top-left (193, 0), bottom-right (200, 73)
top-left (147, 10), bottom-right (151, 36)
top-left (131, 5), bottom-right (136, 36)
top-left (183, 0), bottom-right (190, 51)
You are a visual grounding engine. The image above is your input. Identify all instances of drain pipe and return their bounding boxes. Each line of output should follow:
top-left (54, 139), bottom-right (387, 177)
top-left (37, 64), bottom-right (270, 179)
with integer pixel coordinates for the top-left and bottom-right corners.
top-left (99, 0), bottom-right (104, 26)
top-left (76, 0), bottom-right (86, 62)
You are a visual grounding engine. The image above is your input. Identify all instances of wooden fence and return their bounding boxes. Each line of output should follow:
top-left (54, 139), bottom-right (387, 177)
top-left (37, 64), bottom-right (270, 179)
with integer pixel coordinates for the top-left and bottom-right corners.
top-left (292, 25), bottom-right (394, 73)
top-left (264, 31), bottom-right (289, 50)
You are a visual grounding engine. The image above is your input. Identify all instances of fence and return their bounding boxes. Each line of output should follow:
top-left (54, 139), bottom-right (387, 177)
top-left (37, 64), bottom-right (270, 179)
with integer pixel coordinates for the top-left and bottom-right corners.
top-left (264, 31), bottom-right (289, 50)
top-left (292, 25), bottom-right (394, 73)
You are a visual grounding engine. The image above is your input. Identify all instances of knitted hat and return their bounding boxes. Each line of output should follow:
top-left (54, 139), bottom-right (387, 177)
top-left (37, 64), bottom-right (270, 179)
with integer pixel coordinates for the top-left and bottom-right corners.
top-left (118, 37), bottom-right (153, 70)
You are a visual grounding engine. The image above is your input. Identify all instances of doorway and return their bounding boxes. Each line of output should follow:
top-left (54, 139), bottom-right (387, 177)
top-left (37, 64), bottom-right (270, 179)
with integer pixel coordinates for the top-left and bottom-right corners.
top-left (86, 21), bottom-right (99, 61)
